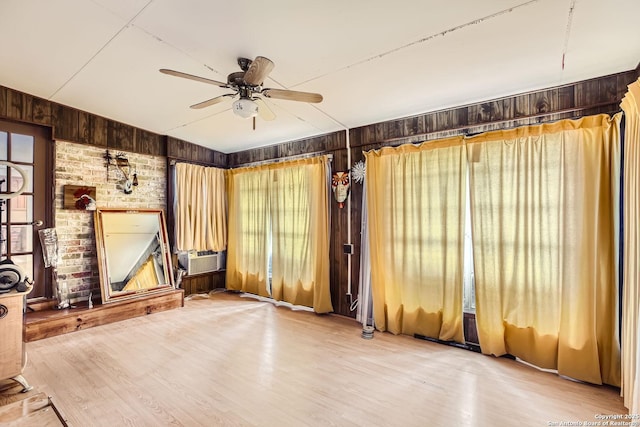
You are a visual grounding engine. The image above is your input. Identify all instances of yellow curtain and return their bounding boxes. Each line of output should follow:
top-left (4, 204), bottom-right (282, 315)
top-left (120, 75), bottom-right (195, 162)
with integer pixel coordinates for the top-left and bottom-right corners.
top-left (621, 77), bottom-right (640, 411)
top-left (226, 168), bottom-right (271, 297)
top-left (270, 157), bottom-right (332, 313)
top-left (176, 163), bottom-right (204, 250)
top-left (175, 163), bottom-right (227, 251)
top-left (226, 157), bottom-right (332, 313)
top-left (467, 114), bottom-right (621, 386)
top-left (204, 167), bottom-right (227, 251)
top-left (365, 137), bottom-right (466, 342)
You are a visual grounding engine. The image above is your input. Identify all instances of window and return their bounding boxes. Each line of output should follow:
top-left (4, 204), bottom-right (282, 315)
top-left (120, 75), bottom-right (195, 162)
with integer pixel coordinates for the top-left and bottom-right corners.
top-left (226, 157), bottom-right (332, 312)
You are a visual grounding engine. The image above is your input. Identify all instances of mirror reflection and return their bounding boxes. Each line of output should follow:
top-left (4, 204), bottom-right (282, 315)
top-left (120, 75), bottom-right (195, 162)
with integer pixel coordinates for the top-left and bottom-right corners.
top-left (95, 209), bottom-right (174, 303)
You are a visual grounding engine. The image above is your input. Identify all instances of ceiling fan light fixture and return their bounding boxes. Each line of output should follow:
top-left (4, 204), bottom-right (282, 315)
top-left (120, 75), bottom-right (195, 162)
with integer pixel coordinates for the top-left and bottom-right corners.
top-left (232, 98), bottom-right (259, 119)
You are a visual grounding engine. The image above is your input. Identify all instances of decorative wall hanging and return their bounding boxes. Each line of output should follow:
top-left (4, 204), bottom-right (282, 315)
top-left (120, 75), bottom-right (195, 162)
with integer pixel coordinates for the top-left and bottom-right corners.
top-left (331, 171), bottom-right (351, 208)
top-left (103, 150), bottom-right (139, 194)
top-left (63, 185), bottom-right (97, 210)
top-left (351, 160), bottom-right (366, 184)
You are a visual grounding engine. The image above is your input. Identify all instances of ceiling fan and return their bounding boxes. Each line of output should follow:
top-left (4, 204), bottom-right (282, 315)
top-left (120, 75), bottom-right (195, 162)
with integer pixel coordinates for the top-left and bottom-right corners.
top-left (160, 56), bottom-right (323, 121)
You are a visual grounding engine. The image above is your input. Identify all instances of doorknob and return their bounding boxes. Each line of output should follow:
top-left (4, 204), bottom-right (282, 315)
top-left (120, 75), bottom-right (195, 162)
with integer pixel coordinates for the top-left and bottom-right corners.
top-left (31, 220), bottom-right (43, 227)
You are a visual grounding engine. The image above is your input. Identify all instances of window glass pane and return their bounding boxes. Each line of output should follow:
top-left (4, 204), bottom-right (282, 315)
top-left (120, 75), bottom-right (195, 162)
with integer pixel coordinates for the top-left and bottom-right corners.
top-left (10, 225), bottom-right (32, 253)
top-left (10, 164), bottom-right (33, 193)
top-left (0, 132), bottom-right (7, 160)
top-left (11, 254), bottom-right (33, 282)
top-left (0, 164), bottom-right (6, 194)
top-left (10, 133), bottom-right (34, 163)
top-left (10, 195), bottom-right (33, 223)
top-left (1, 204), bottom-right (5, 223)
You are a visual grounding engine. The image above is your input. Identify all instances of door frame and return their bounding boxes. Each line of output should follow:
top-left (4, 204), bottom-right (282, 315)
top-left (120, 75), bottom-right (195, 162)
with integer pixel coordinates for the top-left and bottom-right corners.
top-left (0, 118), bottom-right (54, 299)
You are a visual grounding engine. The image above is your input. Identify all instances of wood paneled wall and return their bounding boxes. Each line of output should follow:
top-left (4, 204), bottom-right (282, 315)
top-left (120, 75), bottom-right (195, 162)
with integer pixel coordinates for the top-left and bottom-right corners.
top-left (0, 85), bottom-right (230, 166)
top-left (230, 69), bottom-right (639, 318)
top-left (2, 68), bottom-right (638, 316)
top-left (167, 136), bottom-right (228, 167)
top-left (0, 84), bottom-right (229, 300)
top-left (0, 86), bottom-right (164, 156)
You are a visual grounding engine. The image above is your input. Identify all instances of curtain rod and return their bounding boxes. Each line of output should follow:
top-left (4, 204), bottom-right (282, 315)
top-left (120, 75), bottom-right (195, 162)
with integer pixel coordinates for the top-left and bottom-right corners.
top-left (370, 102), bottom-right (622, 146)
top-left (232, 152), bottom-right (333, 169)
top-left (168, 158), bottom-right (222, 167)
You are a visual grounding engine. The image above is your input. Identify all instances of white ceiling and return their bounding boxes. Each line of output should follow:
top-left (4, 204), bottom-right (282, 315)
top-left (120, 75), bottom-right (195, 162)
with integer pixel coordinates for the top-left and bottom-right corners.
top-left (0, 0), bottom-right (638, 154)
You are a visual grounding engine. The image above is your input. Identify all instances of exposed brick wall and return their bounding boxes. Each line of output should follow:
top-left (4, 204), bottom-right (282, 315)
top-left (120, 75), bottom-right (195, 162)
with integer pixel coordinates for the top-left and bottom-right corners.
top-left (54, 141), bottom-right (166, 301)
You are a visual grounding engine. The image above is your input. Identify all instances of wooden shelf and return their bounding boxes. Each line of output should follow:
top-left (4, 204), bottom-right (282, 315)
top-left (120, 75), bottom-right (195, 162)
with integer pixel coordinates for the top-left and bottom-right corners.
top-left (24, 289), bottom-right (184, 342)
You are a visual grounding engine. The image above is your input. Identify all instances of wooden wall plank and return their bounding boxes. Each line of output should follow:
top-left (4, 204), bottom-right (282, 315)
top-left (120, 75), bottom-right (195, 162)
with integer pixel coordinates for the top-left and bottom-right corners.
top-left (0, 87), bottom-right (7, 117)
top-left (134, 128), bottom-right (165, 157)
top-left (107, 120), bottom-right (134, 152)
top-left (575, 79), bottom-right (600, 107)
top-left (90, 115), bottom-right (108, 147)
top-left (328, 132), bottom-right (346, 151)
top-left (31, 96), bottom-right (51, 125)
top-left (557, 85), bottom-right (575, 111)
top-left (7, 89), bottom-right (29, 121)
top-left (599, 75), bottom-right (619, 104)
top-left (166, 136), bottom-right (227, 167)
top-left (529, 89), bottom-right (558, 122)
top-left (77, 111), bottom-right (91, 144)
top-left (51, 103), bottom-right (79, 141)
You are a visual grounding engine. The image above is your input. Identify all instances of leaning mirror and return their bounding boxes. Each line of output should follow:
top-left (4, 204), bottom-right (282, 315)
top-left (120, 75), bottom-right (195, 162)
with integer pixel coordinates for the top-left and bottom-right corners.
top-left (94, 208), bottom-right (174, 303)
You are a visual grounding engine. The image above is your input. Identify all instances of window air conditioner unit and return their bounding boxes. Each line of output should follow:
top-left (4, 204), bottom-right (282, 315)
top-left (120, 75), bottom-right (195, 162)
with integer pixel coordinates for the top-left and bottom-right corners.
top-left (178, 250), bottom-right (225, 275)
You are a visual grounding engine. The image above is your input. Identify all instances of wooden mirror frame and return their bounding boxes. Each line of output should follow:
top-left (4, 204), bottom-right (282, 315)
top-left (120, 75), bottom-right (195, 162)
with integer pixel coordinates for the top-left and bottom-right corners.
top-left (94, 208), bottom-right (174, 304)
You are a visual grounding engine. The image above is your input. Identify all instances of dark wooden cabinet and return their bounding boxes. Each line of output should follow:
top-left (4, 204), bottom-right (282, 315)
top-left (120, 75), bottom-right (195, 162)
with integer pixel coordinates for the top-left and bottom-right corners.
top-left (180, 271), bottom-right (226, 296)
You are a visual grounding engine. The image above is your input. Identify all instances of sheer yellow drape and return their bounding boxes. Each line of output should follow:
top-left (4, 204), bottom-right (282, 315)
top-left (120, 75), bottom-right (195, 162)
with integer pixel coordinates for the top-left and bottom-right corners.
top-left (176, 163), bottom-right (203, 250)
top-left (621, 77), bottom-right (640, 411)
top-left (270, 157), bottom-right (332, 313)
top-left (226, 157), bottom-right (332, 313)
top-left (204, 167), bottom-right (228, 250)
top-left (226, 168), bottom-right (271, 297)
top-left (175, 163), bottom-right (227, 251)
top-left (365, 137), bottom-right (466, 342)
top-left (467, 114), bottom-right (621, 386)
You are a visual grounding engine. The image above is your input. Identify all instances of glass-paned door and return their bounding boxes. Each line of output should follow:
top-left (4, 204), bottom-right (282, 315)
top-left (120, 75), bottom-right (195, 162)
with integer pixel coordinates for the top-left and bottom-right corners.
top-left (0, 120), bottom-right (51, 299)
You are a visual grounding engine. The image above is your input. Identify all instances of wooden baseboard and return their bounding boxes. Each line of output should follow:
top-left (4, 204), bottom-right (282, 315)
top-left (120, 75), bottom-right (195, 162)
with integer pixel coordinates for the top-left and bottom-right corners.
top-left (24, 289), bottom-right (184, 342)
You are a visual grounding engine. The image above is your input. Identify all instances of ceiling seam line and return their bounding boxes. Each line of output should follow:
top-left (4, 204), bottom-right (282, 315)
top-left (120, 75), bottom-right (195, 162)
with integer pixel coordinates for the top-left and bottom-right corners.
top-left (162, 109), bottom-right (229, 133)
top-left (47, 0), bottom-right (155, 100)
top-left (290, 0), bottom-right (541, 89)
top-left (561, 0), bottom-right (577, 71)
top-left (133, 25), bottom-right (222, 76)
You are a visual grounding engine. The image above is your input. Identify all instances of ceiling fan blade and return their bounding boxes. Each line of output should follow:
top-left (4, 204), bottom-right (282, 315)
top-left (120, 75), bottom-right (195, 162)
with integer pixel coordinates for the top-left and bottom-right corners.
top-left (159, 69), bottom-right (228, 88)
top-left (242, 56), bottom-right (275, 86)
top-left (254, 98), bottom-right (276, 121)
top-left (262, 88), bottom-right (323, 103)
top-left (190, 94), bottom-right (234, 109)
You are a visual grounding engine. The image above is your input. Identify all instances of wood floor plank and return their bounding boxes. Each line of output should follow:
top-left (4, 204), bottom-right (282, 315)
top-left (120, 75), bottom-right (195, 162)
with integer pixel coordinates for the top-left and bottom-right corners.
top-left (19, 292), bottom-right (627, 427)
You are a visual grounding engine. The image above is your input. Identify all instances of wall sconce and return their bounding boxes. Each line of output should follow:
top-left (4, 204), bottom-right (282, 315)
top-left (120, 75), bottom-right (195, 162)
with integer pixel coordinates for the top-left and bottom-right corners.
top-left (103, 150), bottom-right (138, 194)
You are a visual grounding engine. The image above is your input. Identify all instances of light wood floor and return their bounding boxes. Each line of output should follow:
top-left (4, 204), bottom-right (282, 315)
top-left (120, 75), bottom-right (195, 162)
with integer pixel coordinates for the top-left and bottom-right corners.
top-left (8, 292), bottom-right (628, 426)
